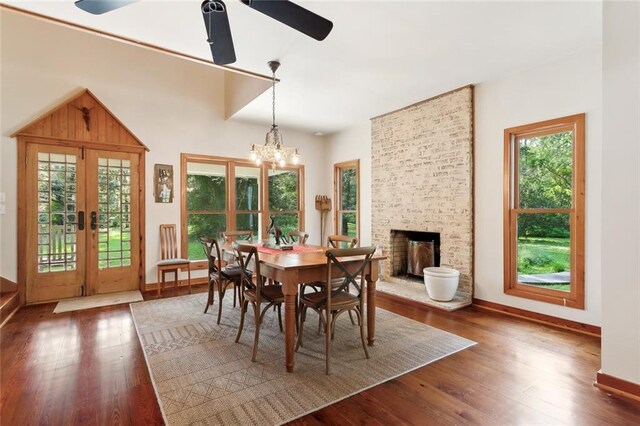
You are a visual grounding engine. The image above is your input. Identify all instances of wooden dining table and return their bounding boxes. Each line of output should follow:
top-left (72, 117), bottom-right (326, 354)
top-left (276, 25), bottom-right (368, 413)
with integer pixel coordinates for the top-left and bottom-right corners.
top-left (223, 242), bottom-right (386, 373)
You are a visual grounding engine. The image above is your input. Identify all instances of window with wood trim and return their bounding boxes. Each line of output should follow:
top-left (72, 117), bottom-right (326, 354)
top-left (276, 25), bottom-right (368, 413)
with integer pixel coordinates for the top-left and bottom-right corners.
top-left (334, 160), bottom-right (360, 239)
top-left (181, 154), bottom-right (304, 262)
top-left (504, 114), bottom-right (585, 308)
top-left (266, 167), bottom-right (305, 237)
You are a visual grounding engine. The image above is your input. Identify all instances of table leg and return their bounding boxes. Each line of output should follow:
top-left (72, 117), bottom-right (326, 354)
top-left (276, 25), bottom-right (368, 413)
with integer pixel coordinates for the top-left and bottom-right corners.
top-left (367, 276), bottom-right (376, 346)
top-left (284, 292), bottom-right (296, 372)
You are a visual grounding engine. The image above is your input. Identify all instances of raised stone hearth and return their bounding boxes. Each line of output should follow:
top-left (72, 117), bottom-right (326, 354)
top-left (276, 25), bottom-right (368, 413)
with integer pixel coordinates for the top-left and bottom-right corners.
top-left (371, 86), bottom-right (474, 310)
top-left (377, 279), bottom-right (471, 312)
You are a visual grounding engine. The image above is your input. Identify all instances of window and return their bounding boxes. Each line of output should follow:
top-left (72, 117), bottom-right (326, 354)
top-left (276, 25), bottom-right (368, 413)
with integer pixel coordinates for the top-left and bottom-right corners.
top-left (503, 114), bottom-right (585, 308)
top-left (334, 160), bottom-right (359, 239)
top-left (235, 166), bottom-right (261, 236)
top-left (266, 167), bottom-right (304, 237)
top-left (184, 160), bottom-right (227, 260)
top-left (181, 154), bottom-right (304, 262)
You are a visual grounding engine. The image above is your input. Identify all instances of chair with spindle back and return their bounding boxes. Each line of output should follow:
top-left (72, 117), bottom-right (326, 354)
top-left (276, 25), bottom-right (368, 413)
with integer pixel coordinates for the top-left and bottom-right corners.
top-left (157, 224), bottom-right (191, 295)
top-left (288, 231), bottom-right (309, 245)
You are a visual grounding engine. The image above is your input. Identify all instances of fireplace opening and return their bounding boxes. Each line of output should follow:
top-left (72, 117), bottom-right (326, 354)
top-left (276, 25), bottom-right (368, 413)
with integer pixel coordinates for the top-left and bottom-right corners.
top-left (390, 230), bottom-right (440, 278)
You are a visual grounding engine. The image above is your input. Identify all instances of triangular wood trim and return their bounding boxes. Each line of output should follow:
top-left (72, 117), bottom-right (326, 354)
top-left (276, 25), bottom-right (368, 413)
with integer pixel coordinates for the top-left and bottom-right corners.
top-left (11, 88), bottom-right (149, 151)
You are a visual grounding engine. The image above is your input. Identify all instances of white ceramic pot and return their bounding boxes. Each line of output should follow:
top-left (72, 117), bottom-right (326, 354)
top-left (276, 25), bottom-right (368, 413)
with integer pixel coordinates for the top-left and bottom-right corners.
top-left (423, 267), bottom-right (460, 302)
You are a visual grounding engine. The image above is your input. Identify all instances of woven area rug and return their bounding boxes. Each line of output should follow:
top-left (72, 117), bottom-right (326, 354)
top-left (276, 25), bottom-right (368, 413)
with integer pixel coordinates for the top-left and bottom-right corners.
top-left (130, 293), bottom-right (476, 425)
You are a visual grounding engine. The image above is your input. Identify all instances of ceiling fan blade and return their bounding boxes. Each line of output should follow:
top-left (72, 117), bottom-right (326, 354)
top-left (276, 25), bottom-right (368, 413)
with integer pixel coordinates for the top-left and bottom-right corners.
top-left (241, 0), bottom-right (333, 41)
top-left (74, 0), bottom-right (138, 15)
top-left (202, 1), bottom-right (237, 65)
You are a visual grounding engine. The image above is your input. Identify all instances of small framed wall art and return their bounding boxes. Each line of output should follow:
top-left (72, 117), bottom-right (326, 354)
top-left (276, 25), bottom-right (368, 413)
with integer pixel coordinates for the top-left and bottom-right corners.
top-left (154, 164), bottom-right (174, 203)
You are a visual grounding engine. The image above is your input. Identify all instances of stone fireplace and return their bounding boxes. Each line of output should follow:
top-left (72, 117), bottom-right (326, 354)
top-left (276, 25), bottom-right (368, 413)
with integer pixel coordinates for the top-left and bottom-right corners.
top-left (371, 86), bottom-right (474, 309)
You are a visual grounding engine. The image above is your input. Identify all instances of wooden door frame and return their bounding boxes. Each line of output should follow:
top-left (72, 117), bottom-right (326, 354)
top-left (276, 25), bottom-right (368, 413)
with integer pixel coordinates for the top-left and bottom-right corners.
top-left (16, 135), bottom-right (146, 304)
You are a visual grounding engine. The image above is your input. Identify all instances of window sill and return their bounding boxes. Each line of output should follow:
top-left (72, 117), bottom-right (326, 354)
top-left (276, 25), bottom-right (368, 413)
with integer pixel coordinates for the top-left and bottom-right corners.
top-left (505, 286), bottom-right (584, 309)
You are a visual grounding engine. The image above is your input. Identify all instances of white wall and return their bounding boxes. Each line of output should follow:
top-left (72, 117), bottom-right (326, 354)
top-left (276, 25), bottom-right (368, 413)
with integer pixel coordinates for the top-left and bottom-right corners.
top-left (0, 11), bottom-right (327, 284)
top-left (474, 47), bottom-right (604, 326)
top-left (324, 122), bottom-right (372, 246)
top-left (600, 0), bottom-right (640, 384)
top-left (329, 49), bottom-right (604, 326)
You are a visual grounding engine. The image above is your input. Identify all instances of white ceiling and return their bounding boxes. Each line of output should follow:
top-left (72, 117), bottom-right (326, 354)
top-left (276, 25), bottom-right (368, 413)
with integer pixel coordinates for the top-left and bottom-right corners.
top-left (5, 0), bottom-right (602, 135)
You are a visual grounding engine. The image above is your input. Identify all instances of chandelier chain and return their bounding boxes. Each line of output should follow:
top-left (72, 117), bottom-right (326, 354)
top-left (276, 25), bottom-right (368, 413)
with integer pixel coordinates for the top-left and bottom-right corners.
top-left (271, 67), bottom-right (276, 128)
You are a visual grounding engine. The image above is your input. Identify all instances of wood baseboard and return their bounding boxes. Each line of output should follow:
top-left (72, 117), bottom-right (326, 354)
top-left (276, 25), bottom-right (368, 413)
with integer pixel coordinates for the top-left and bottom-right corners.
top-left (0, 291), bottom-right (21, 328)
top-left (596, 371), bottom-right (640, 402)
top-left (1, 276), bottom-right (18, 293)
top-left (145, 277), bottom-right (208, 292)
top-left (472, 298), bottom-right (600, 336)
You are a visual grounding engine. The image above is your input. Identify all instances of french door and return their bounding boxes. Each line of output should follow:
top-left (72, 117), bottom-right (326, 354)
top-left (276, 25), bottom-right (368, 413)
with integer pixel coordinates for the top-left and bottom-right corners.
top-left (26, 144), bottom-right (140, 303)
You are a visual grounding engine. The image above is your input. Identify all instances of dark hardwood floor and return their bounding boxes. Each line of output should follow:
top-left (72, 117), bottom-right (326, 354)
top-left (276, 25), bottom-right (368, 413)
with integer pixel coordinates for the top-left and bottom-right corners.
top-left (2, 286), bottom-right (640, 425)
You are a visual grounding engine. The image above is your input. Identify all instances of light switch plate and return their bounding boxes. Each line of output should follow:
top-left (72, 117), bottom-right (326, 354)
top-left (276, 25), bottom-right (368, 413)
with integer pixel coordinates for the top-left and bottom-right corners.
top-left (0, 192), bottom-right (5, 202)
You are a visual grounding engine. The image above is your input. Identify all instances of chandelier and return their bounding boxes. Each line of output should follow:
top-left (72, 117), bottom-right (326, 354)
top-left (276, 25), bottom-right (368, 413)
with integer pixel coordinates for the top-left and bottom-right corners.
top-left (250, 60), bottom-right (300, 168)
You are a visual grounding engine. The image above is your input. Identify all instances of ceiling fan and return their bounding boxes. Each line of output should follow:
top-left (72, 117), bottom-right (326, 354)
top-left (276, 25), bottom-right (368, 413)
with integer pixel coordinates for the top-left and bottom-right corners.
top-left (74, 0), bottom-right (333, 65)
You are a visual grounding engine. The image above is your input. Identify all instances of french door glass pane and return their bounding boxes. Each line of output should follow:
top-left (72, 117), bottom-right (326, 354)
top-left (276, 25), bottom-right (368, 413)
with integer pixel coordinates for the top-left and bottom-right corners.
top-left (340, 168), bottom-right (357, 210)
top-left (339, 212), bottom-right (357, 237)
top-left (517, 213), bottom-right (570, 291)
top-left (268, 169), bottom-right (298, 211)
top-left (36, 152), bottom-right (77, 273)
top-left (97, 158), bottom-right (132, 269)
top-left (186, 163), bottom-right (226, 211)
top-left (518, 131), bottom-right (573, 209)
top-left (188, 213), bottom-right (226, 260)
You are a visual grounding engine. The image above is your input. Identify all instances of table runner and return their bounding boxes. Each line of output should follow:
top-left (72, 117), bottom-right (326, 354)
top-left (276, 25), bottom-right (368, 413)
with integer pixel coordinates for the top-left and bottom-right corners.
top-left (257, 244), bottom-right (322, 255)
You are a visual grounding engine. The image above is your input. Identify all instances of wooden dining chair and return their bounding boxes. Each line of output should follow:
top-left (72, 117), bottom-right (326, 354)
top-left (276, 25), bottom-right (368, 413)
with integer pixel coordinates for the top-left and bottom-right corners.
top-left (296, 246), bottom-right (376, 374)
top-left (288, 231), bottom-right (309, 244)
top-left (328, 234), bottom-right (359, 249)
top-left (233, 243), bottom-right (284, 362)
top-left (302, 234), bottom-right (359, 298)
top-left (157, 224), bottom-right (191, 295)
top-left (221, 230), bottom-right (253, 243)
top-left (200, 238), bottom-right (244, 324)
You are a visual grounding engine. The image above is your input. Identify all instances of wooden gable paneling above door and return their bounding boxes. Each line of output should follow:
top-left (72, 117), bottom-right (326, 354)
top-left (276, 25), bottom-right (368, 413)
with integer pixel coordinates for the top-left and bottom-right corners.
top-left (12, 88), bottom-right (148, 305)
top-left (11, 88), bottom-right (149, 150)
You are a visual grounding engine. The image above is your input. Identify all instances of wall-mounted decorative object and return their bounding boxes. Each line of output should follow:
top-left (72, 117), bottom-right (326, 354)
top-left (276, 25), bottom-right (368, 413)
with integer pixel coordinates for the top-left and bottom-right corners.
top-left (315, 195), bottom-right (331, 244)
top-left (154, 164), bottom-right (174, 203)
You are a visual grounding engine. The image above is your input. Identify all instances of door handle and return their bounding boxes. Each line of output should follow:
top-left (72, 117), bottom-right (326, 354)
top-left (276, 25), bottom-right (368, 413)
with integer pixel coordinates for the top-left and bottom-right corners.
top-left (78, 211), bottom-right (85, 230)
top-left (90, 211), bottom-right (97, 230)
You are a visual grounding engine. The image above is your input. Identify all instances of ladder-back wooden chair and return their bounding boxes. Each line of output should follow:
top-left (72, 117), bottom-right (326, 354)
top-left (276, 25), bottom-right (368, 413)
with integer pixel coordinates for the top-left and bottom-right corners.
top-left (288, 231), bottom-right (309, 244)
top-left (200, 238), bottom-right (245, 323)
top-left (233, 243), bottom-right (284, 362)
top-left (157, 224), bottom-right (191, 295)
top-left (296, 246), bottom-right (376, 374)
